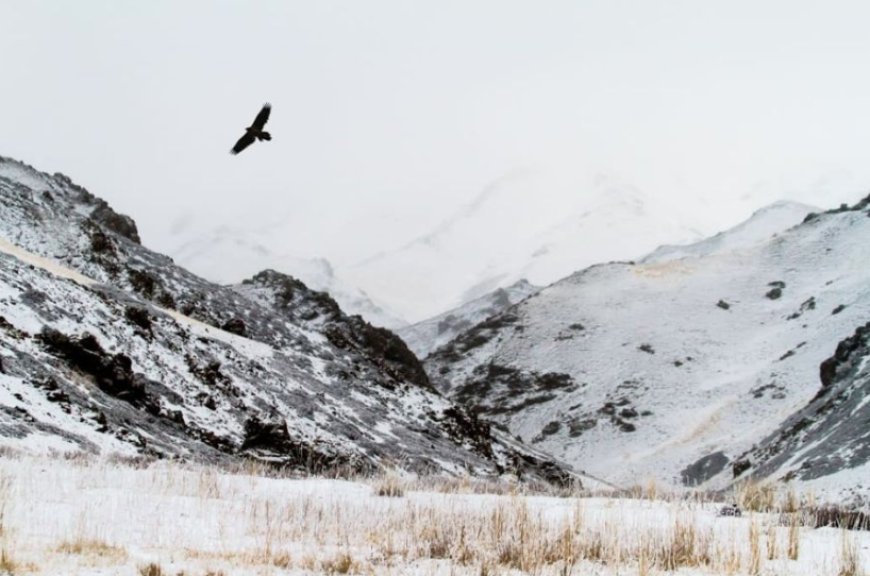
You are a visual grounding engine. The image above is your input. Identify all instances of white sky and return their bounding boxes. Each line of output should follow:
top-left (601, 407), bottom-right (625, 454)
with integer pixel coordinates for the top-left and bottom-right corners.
top-left (2, 1), bottom-right (870, 268)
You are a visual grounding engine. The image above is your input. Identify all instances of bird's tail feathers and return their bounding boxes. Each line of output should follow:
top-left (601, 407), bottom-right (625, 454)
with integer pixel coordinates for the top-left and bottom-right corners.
top-left (257, 132), bottom-right (272, 141)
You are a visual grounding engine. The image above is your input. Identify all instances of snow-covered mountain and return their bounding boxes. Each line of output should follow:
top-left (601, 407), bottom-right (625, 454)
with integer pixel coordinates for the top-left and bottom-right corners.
top-left (172, 228), bottom-right (407, 329)
top-left (0, 156), bottom-right (570, 483)
top-left (425, 197), bottom-right (870, 500)
top-left (347, 172), bottom-right (710, 322)
top-left (399, 279), bottom-right (540, 357)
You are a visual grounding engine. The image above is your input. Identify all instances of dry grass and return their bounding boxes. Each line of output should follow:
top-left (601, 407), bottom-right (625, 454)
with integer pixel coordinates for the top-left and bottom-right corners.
top-left (0, 455), bottom-right (866, 575)
top-left (788, 512), bottom-right (801, 560)
top-left (0, 548), bottom-right (18, 574)
top-left (56, 537), bottom-right (128, 561)
top-left (0, 472), bottom-right (10, 539)
top-left (138, 562), bottom-right (164, 576)
top-left (373, 472), bottom-right (406, 497)
top-left (736, 480), bottom-right (777, 512)
top-left (747, 517), bottom-right (761, 575)
top-left (766, 519), bottom-right (779, 560)
top-left (839, 531), bottom-right (865, 576)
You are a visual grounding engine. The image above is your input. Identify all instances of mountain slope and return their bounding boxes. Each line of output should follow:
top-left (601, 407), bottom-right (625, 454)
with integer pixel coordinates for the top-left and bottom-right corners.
top-left (425, 196), bottom-right (869, 496)
top-left (733, 320), bottom-right (870, 506)
top-left (0, 155), bottom-right (569, 482)
top-left (398, 279), bottom-right (539, 357)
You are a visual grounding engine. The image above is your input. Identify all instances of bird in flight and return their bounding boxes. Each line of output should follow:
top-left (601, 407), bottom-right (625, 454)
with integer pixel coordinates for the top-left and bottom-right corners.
top-left (230, 103), bottom-right (272, 155)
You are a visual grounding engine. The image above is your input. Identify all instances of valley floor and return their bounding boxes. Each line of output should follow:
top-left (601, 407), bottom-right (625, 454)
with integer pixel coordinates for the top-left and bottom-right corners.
top-left (0, 454), bottom-right (867, 575)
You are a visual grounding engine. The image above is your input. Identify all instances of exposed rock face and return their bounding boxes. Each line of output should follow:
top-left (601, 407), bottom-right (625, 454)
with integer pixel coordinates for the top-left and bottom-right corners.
top-left (90, 202), bottom-right (141, 244)
top-left (734, 322), bottom-right (870, 494)
top-left (0, 155), bottom-right (572, 483)
top-left (239, 270), bottom-right (432, 392)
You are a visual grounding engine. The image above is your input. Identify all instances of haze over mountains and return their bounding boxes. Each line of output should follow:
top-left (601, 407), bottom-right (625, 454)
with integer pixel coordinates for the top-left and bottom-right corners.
top-left (173, 169), bottom-right (782, 325)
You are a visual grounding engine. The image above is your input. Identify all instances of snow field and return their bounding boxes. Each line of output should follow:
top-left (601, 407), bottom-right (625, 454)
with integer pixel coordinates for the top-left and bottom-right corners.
top-left (0, 455), bottom-right (867, 575)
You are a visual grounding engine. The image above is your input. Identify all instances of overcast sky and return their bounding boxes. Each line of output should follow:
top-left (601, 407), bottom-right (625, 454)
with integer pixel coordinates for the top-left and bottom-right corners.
top-left (2, 1), bottom-right (870, 267)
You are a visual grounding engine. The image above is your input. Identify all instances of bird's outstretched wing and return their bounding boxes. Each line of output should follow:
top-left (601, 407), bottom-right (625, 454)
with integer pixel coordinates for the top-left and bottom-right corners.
top-left (251, 103), bottom-right (271, 130)
top-left (230, 132), bottom-right (256, 155)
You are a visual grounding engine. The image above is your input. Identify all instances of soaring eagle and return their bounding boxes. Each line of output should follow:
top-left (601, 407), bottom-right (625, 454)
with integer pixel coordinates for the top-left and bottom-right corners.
top-left (230, 103), bottom-right (272, 155)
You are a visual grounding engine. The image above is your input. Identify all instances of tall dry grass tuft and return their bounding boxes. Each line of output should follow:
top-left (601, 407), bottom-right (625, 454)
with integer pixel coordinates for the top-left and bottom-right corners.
top-left (637, 542), bottom-right (651, 576)
top-left (658, 515), bottom-right (711, 571)
top-left (373, 472), bottom-right (405, 498)
top-left (737, 480), bottom-right (777, 512)
top-left (0, 472), bottom-right (9, 538)
top-left (782, 484), bottom-right (800, 514)
top-left (766, 520), bottom-right (779, 560)
top-left (138, 562), bottom-right (164, 576)
top-left (787, 513), bottom-right (801, 560)
top-left (838, 530), bottom-right (864, 576)
top-left (748, 517), bottom-right (761, 575)
top-left (0, 548), bottom-right (17, 574)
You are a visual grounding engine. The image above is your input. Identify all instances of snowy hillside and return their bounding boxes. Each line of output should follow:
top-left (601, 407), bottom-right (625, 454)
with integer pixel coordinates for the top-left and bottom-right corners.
top-left (172, 228), bottom-right (407, 329)
top-left (737, 318), bottom-right (870, 507)
top-left (348, 172), bottom-right (710, 321)
top-left (0, 155), bottom-right (569, 482)
top-left (426, 196), bottom-right (870, 500)
top-left (399, 279), bottom-right (539, 357)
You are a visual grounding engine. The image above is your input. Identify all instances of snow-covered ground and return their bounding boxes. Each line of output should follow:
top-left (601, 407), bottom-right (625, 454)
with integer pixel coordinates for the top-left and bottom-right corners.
top-left (0, 454), bottom-right (867, 575)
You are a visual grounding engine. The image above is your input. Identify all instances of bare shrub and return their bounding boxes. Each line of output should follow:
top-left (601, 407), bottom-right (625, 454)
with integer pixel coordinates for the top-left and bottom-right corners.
top-left (138, 562), bottom-right (164, 576)
top-left (374, 473), bottom-right (405, 497)
top-left (0, 548), bottom-right (17, 574)
top-left (321, 551), bottom-right (355, 574)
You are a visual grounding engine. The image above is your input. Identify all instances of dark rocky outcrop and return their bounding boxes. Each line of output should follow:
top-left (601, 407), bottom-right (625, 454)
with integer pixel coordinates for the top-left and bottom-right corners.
top-left (246, 269), bottom-right (432, 392)
top-left (732, 322), bottom-right (870, 486)
top-left (818, 321), bottom-right (870, 389)
top-left (448, 363), bottom-right (576, 417)
top-left (681, 451), bottom-right (730, 486)
top-left (37, 328), bottom-right (152, 408)
top-left (89, 202), bottom-right (141, 244)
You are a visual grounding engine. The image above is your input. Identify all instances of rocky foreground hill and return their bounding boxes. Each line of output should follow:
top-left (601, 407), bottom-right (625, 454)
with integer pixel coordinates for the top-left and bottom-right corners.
top-left (0, 156), bottom-right (569, 484)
